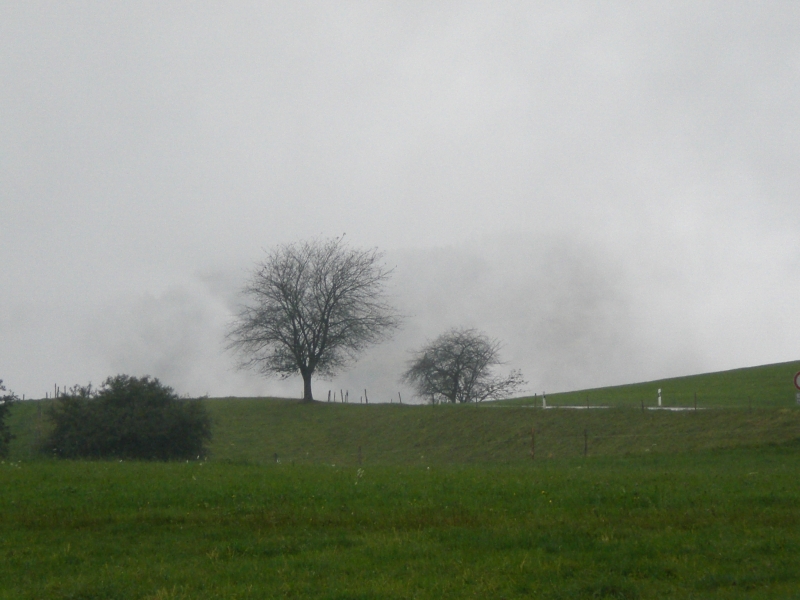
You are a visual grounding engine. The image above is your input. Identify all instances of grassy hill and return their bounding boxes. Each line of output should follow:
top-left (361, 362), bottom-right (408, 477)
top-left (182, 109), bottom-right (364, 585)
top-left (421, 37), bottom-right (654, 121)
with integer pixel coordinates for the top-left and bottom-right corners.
top-left (6, 360), bottom-right (799, 464)
top-left (503, 359), bottom-right (800, 408)
top-left (3, 360), bottom-right (800, 598)
top-left (203, 399), bottom-right (800, 465)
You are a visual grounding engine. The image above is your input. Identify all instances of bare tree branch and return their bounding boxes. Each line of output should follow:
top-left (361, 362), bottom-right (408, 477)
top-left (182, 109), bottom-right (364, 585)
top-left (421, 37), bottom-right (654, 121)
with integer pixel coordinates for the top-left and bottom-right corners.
top-left (401, 328), bottom-right (525, 404)
top-left (227, 237), bottom-right (401, 401)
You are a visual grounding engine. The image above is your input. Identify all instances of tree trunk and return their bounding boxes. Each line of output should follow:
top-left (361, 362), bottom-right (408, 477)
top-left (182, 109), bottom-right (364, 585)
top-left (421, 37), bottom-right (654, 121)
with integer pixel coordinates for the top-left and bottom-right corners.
top-left (302, 371), bottom-right (314, 402)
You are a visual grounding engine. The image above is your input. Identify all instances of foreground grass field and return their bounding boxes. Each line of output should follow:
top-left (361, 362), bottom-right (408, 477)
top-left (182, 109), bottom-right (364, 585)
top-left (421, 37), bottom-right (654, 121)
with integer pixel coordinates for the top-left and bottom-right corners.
top-left (3, 360), bottom-right (798, 597)
top-left (2, 445), bottom-right (799, 599)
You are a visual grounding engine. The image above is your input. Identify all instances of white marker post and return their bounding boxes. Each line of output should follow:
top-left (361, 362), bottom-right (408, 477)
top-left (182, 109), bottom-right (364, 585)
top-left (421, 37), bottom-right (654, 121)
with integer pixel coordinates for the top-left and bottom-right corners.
top-left (658, 388), bottom-right (662, 407)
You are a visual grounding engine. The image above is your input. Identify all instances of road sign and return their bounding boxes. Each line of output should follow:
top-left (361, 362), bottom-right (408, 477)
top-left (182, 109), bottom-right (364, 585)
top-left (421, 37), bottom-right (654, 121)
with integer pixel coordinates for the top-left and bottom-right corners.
top-left (795, 371), bottom-right (800, 391)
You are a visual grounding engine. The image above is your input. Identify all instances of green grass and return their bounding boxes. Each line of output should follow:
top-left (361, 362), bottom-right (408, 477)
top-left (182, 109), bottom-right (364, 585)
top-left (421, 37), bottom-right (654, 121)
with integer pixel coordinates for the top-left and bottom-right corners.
top-left (200, 400), bottom-right (800, 466)
top-left (16, 398), bottom-right (797, 465)
top-left (2, 447), bottom-right (799, 599)
top-left (503, 359), bottom-right (800, 408)
top-left (7, 359), bottom-right (800, 465)
top-left (3, 359), bottom-right (799, 597)
top-left (9, 361), bottom-right (800, 465)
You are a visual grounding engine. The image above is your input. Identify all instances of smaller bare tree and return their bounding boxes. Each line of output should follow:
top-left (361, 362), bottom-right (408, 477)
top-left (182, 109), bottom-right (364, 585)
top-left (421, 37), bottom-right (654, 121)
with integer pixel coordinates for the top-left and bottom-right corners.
top-left (402, 328), bottom-right (525, 404)
top-left (227, 237), bottom-right (401, 401)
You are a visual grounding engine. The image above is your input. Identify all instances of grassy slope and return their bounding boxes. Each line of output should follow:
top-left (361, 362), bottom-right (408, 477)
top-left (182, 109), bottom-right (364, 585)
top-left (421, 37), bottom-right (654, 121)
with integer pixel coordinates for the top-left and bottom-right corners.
top-left (3, 360), bottom-right (800, 598)
top-left (6, 360), bottom-right (800, 464)
top-left (503, 359), bottom-right (800, 408)
top-left (203, 399), bottom-right (800, 466)
top-left (185, 359), bottom-right (800, 465)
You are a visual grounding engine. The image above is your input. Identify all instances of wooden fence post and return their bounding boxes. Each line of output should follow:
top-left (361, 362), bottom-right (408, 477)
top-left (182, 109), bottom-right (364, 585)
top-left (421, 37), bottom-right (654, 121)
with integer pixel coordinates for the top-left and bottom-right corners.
top-left (530, 427), bottom-right (535, 460)
top-left (584, 429), bottom-right (588, 457)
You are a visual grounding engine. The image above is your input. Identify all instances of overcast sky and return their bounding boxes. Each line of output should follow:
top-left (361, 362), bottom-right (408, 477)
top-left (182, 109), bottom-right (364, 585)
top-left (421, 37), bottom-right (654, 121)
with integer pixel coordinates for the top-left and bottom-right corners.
top-left (2, 2), bottom-right (799, 401)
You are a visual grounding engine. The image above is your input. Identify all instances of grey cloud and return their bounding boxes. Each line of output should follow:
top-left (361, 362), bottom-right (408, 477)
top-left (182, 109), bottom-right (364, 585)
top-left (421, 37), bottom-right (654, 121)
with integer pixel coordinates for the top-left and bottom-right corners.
top-left (2, 3), bottom-right (799, 399)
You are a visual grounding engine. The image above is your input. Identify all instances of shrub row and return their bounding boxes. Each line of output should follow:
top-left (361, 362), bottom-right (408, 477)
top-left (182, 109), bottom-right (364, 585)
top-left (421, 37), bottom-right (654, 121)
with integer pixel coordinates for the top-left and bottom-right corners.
top-left (44, 375), bottom-right (211, 460)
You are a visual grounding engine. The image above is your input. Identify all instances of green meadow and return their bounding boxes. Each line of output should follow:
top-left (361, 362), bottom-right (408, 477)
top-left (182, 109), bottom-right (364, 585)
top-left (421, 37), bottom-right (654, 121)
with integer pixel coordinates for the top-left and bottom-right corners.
top-left (2, 360), bottom-right (799, 598)
top-left (503, 359), bottom-right (800, 408)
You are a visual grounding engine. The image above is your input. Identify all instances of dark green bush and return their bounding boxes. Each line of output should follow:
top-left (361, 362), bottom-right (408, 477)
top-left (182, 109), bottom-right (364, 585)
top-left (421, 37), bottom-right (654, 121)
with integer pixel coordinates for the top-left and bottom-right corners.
top-left (0, 379), bottom-right (17, 458)
top-left (44, 375), bottom-right (212, 460)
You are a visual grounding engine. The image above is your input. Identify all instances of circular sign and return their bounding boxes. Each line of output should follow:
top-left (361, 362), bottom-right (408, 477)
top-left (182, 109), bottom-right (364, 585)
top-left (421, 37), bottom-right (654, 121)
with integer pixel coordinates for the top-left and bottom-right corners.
top-left (795, 371), bottom-right (800, 391)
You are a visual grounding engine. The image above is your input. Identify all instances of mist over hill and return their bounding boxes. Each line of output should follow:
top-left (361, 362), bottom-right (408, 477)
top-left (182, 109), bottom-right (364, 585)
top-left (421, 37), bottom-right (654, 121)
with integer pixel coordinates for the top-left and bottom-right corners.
top-left (43, 233), bottom-right (794, 403)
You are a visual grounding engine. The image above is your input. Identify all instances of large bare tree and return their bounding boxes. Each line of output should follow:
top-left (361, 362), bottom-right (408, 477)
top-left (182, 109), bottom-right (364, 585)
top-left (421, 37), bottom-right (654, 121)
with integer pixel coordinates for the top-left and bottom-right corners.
top-left (227, 237), bottom-right (401, 401)
top-left (402, 328), bottom-right (525, 404)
